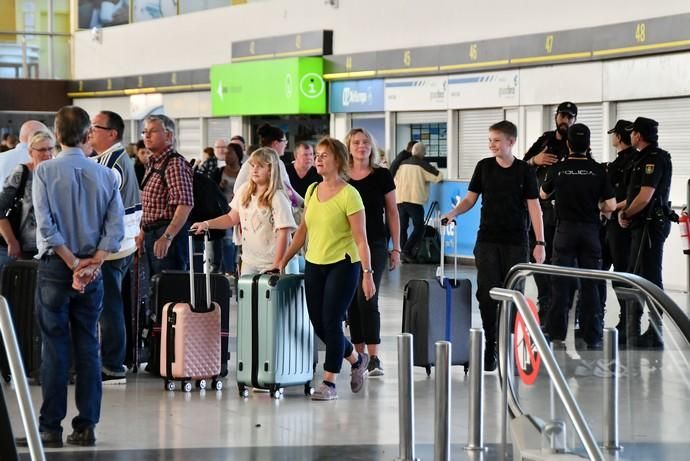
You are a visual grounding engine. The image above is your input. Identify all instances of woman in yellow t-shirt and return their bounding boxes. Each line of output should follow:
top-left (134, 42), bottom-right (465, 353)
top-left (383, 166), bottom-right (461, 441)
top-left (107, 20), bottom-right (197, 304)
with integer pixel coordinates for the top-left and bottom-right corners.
top-left (279, 137), bottom-right (375, 401)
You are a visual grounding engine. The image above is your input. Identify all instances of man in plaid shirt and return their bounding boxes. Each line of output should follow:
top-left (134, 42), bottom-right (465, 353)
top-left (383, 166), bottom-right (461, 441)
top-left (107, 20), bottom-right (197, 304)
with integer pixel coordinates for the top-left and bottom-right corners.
top-left (135, 115), bottom-right (194, 275)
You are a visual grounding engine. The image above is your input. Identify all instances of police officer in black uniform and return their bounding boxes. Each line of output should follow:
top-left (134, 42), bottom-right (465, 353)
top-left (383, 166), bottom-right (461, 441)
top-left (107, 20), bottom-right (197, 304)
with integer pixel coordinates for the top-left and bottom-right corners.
top-left (603, 120), bottom-right (636, 342)
top-left (540, 124), bottom-right (616, 349)
top-left (618, 117), bottom-right (673, 348)
top-left (524, 101), bottom-right (577, 318)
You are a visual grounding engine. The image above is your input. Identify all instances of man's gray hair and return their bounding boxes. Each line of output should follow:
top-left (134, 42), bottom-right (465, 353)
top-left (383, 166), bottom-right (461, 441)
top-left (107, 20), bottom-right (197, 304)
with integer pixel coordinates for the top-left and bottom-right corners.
top-left (145, 114), bottom-right (176, 135)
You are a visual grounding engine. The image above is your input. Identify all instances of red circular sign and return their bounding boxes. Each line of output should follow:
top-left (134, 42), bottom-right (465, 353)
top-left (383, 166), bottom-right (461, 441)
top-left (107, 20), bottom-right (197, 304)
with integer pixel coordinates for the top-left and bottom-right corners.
top-left (513, 298), bottom-right (541, 385)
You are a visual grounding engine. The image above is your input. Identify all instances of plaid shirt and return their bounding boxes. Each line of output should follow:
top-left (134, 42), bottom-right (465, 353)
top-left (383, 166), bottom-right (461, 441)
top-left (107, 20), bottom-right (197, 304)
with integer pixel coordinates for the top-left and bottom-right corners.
top-left (141, 146), bottom-right (194, 226)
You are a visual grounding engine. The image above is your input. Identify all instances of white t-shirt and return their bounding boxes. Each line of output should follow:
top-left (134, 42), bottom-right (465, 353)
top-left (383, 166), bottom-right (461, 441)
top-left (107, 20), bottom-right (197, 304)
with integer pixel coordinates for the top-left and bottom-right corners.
top-left (230, 183), bottom-right (297, 273)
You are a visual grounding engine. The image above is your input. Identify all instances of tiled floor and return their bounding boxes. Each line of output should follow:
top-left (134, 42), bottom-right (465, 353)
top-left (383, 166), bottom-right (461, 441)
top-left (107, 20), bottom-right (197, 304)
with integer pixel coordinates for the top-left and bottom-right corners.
top-left (5, 263), bottom-right (690, 460)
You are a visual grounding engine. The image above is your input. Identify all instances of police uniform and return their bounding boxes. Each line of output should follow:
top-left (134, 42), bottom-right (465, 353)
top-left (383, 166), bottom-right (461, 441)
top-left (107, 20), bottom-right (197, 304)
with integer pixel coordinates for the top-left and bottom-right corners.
top-left (540, 124), bottom-right (614, 348)
top-left (622, 117), bottom-right (672, 347)
top-left (605, 144), bottom-right (636, 271)
top-left (524, 101), bottom-right (576, 312)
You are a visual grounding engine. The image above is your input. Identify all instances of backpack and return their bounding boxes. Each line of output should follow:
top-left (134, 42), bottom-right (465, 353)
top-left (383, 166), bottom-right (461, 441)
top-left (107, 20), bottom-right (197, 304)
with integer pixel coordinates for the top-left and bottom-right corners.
top-left (142, 152), bottom-right (230, 241)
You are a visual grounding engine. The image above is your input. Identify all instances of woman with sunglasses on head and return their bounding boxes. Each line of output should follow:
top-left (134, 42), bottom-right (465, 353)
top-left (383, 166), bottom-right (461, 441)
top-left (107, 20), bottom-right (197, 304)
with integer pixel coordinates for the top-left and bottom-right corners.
top-left (0, 131), bottom-right (55, 268)
top-left (277, 137), bottom-right (375, 401)
top-left (344, 128), bottom-right (400, 377)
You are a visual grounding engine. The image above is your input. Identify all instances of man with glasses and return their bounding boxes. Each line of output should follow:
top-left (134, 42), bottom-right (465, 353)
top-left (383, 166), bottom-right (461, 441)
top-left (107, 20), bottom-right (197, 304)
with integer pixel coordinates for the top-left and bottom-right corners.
top-left (524, 101), bottom-right (578, 320)
top-left (213, 138), bottom-right (229, 167)
top-left (89, 111), bottom-right (142, 385)
top-left (135, 115), bottom-right (194, 275)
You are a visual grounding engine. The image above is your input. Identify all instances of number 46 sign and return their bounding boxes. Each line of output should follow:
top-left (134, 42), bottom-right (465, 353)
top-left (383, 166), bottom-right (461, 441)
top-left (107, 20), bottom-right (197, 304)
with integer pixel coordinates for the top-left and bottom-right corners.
top-left (513, 298), bottom-right (542, 385)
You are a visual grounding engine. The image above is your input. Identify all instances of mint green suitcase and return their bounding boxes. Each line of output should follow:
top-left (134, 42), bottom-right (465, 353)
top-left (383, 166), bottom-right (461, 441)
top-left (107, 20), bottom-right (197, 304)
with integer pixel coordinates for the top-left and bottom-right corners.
top-left (236, 273), bottom-right (314, 398)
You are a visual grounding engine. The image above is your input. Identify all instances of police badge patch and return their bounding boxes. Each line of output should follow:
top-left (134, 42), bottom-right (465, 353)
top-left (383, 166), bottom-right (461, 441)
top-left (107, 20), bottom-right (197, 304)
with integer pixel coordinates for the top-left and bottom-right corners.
top-left (645, 164), bottom-right (655, 174)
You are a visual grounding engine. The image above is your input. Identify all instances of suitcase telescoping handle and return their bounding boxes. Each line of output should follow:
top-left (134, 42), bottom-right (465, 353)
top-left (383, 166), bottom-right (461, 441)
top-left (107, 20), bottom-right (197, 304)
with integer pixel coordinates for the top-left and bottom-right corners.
top-left (439, 217), bottom-right (458, 284)
top-left (187, 230), bottom-right (212, 310)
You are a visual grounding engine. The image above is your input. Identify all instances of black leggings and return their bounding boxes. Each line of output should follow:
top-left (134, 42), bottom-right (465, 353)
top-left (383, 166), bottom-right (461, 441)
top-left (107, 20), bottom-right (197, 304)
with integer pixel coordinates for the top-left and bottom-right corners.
top-left (304, 257), bottom-right (360, 374)
top-left (348, 240), bottom-right (388, 345)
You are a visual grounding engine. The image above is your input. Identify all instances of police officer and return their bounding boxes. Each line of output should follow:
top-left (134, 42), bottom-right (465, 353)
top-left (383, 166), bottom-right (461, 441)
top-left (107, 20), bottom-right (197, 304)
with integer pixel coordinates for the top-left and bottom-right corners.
top-left (618, 117), bottom-right (673, 349)
top-left (603, 120), bottom-right (636, 343)
top-left (524, 101), bottom-right (578, 318)
top-left (540, 124), bottom-right (616, 350)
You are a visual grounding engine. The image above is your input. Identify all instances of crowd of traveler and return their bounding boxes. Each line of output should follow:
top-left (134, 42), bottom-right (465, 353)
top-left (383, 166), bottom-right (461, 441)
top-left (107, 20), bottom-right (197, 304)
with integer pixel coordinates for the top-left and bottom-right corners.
top-left (0, 99), bottom-right (674, 445)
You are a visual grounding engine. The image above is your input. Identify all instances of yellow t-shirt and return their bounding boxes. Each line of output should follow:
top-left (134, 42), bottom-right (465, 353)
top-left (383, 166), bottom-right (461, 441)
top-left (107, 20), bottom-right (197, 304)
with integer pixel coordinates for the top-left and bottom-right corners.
top-left (304, 182), bottom-right (364, 265)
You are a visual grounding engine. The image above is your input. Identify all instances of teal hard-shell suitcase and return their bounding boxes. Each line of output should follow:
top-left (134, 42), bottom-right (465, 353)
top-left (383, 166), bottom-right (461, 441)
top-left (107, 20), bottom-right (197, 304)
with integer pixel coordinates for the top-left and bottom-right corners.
top-left (236, 273), bottom-right (314, 398)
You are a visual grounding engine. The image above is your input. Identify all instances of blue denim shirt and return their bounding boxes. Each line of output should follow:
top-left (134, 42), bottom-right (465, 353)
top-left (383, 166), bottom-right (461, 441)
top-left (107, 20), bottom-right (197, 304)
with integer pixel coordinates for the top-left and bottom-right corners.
top-left (33, 147), bottom-right (124, 258)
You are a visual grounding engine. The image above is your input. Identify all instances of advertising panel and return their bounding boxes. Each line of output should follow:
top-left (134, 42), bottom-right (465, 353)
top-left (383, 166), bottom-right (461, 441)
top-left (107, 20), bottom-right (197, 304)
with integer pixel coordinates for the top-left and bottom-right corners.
top-left (384, 76), bottom-right (448, 111)
top-left (329, 79), bottom-right (384, 113)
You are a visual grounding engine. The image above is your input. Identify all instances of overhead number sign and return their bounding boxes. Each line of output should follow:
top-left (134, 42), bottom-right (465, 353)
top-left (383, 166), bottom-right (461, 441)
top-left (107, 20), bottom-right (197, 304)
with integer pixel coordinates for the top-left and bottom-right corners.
top-left (513, 298), bottom-right (542, 385)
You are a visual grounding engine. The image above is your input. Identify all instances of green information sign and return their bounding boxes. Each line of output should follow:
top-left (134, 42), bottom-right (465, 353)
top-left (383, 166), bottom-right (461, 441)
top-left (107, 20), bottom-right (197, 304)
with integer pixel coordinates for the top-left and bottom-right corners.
top-left (211, 57), bottom-right (326, 116)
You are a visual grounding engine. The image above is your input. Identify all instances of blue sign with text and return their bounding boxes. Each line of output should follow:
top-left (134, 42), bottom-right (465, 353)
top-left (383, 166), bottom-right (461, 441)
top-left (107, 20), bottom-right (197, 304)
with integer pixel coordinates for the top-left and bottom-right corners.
top-left (329, 79), bottom-right (384, 113)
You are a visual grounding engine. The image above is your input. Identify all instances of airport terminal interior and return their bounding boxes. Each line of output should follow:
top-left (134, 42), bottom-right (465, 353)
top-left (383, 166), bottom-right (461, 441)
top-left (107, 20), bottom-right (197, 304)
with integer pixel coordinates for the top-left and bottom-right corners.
top-left (1, 1), bottom-right (690, 460)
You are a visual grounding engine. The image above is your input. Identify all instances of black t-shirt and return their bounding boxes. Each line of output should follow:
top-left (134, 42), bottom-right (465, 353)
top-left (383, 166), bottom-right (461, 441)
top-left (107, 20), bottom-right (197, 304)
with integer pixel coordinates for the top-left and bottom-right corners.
top-left (542, 155), bottom-right (614, 224)
top-left (606, 146), bottom-right (636, 204)
top-left (468, 157), bottom-right (539, 246)
top-left (348, 167), bottom-right (396, 242)
top-left (625, 145), bottom-right (672, 226)
top-left (285, 163), bottom-right (321, 198)
top-left (524, 131), bottom-right (569, 213)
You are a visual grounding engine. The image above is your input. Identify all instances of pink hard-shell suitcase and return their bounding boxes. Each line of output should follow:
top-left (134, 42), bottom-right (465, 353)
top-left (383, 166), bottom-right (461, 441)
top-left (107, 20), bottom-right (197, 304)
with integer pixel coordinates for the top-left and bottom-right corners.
top-left (160, 231), bottom-right (223, 392)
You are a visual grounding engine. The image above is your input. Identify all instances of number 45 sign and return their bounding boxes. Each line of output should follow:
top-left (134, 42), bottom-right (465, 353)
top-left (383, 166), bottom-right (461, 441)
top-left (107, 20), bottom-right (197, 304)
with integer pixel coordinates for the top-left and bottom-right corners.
top-left (513, 298), bottom-right (542, 385)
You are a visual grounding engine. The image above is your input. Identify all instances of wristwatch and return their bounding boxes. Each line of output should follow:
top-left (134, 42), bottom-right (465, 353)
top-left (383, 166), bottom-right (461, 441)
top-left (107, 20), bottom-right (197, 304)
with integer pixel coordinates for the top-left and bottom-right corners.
top-left (535, 241), bottom-right (546, 246)
top-left (163, 232), bottom-right (174, 241)
top-left (362, 268), bottom-right (374, 274)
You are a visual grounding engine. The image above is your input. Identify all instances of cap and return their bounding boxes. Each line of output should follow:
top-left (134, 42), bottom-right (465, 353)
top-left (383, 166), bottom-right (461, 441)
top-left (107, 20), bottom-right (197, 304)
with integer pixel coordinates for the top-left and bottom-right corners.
top-left (567, 123), bottom-right (590, 151)
top-left (607, 119), bottom-right (633, 135)
top-left (557, 101), bottom-right (578, 117)
top-left (631, 116), bottom-right (659, 133)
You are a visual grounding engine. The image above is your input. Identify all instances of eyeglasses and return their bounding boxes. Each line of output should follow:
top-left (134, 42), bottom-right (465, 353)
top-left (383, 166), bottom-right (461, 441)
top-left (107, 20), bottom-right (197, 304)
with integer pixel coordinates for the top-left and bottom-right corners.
top-left (314, 153), bottom-right (330, 160)
top-left (91, 124), bottom-right (113, 131)
top-left (141, 129), bottom-right (165, 137)
top-left (32, 146), bottom-right (55, 153)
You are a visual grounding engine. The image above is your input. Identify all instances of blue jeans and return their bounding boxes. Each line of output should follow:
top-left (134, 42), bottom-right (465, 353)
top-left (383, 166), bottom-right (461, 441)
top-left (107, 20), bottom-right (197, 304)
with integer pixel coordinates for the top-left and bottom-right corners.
top-left (37, 257), bottom-right (104, 433)
top-left (221, 229), bottom-right (237, 274)
top-left (304, 258), bottom-right (360, 374)
top-left (99, 254), bottom-right (133, 376)
top-left (144, 222), bottom-right (190, 277)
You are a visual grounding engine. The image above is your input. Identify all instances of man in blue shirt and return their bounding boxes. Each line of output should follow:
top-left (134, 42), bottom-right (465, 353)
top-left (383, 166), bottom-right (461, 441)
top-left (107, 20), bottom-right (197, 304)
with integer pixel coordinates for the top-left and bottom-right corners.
top-left (17, 106), bottom-right (124, 448)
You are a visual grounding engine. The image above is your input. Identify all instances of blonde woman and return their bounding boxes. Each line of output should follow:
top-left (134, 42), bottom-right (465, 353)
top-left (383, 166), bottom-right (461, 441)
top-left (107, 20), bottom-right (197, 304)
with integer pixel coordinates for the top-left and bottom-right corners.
top-left (278, 137), bottom-right (375, 401)
top-left (345, 128), bottom-right (400, 377)
top-left (191, 148), bottom-right (295, 275)
top-left (0, 130), bottom-right (55, 267)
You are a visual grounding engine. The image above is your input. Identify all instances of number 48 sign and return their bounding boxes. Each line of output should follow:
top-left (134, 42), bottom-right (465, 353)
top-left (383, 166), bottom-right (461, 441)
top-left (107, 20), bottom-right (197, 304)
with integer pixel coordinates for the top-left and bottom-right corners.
top-left (513, 298), bottom-right (542, 385)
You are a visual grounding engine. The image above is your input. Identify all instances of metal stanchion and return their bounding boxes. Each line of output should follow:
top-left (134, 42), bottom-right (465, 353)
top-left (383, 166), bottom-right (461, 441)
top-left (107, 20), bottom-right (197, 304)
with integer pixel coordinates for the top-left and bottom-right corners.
top-left (397, 333), bottom-right (420, 461)
top-left (0, 297), bottom-right (45, 461)
top-left (434, 341), bottom-right (451, 461)
top-left (465, 329), bottom-right (486, 452)
top-left (602, 328), bottom-right (622, 451)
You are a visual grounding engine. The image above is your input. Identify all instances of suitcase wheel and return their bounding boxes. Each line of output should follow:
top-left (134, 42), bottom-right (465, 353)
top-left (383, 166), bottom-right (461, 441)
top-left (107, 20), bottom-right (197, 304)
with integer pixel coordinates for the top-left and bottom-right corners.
top-left (238, 383), bottom-right (249, 398)
top-left (197, 379), bottom-right (207, 390)
top-left (212, 379), bottom-right (223, 391)
top-left (425, 365), bottom-right (432, 377)
top-left (183, 381), bottom-right (192, 393)
top-left (269, 384), bottom-right (282, 399)
top-left (165, 380), bottom-right (175, 392)
top-left (304, 383), bottom-right (314, 396)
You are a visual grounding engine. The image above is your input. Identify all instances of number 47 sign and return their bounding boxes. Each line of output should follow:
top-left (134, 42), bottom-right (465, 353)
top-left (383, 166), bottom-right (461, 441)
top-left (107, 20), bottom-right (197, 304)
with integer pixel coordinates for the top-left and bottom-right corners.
top-left (513, 298), bottom-right (542, 385)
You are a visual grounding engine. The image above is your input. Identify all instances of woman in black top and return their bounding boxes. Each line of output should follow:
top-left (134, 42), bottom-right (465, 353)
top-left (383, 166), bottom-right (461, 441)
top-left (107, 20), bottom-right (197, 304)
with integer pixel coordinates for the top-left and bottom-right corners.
top-left (345, 128), bottom-right (401, 377)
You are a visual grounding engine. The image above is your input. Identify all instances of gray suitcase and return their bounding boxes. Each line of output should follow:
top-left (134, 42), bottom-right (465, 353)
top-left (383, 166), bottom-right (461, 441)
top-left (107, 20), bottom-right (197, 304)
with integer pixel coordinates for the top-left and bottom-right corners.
top-left (236, 273), bottom-right (314, 398)
top-left (402, 222), bottom-right (471, 375)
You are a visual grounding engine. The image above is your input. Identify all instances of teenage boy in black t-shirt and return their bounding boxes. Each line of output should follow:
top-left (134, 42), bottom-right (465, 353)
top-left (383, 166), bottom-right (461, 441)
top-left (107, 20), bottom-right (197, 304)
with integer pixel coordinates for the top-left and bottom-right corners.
top-left (441, 121), bottom-right (545, 371)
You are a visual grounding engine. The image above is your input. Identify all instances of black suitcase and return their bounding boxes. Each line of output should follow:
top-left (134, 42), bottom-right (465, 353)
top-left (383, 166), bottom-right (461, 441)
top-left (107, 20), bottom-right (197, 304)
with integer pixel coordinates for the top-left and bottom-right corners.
top-left (0, 260), bottom-right (40, 383)
top-left (402, 223), bottom-right (471, 375)
top-left (147, 240), bottom-right (232, 378)
top-left (123, 252), bottom-right (150, 372)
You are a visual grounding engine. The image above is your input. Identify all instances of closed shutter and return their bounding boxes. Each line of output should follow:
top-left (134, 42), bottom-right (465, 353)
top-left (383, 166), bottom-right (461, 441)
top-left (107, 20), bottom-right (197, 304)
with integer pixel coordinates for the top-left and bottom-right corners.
top-left (177, 118), bottom-right (201, 161)
top-left (207, 117), bottom-right (231, 145)
top-left (616, 98), bottom-right (690, 175)
top-left (122, 120), bottom-right (131, 144)
top-left (574, 103), bottom-right (604, 161)
top-left (396, 111), bottom-right (446, 124)
top-left (458, 108), bottom-right (503, 180)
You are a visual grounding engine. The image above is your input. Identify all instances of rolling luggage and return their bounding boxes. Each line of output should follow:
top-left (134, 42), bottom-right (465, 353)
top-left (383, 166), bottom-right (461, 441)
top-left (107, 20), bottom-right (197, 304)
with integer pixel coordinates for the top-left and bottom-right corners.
top-left (236, 273), bottom-right (314, 399)
top-left (412, 201), bottom-right (441, 264)
top-left (402, 221), bottom-right (471, 375)
top-left (159, 232), bottom-right (224, 392)
top-left (0, 260), bottom-right (40, 383)
top-left (148, 244), bottom-right (232, 380)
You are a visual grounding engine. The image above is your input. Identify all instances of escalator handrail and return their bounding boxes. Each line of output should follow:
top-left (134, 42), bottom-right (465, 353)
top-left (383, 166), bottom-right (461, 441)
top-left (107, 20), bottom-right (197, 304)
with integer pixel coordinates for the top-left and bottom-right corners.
top-left (498, 263), bottom-right (690, 438)
top-left (490, 287), bottom-right (605, 461)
